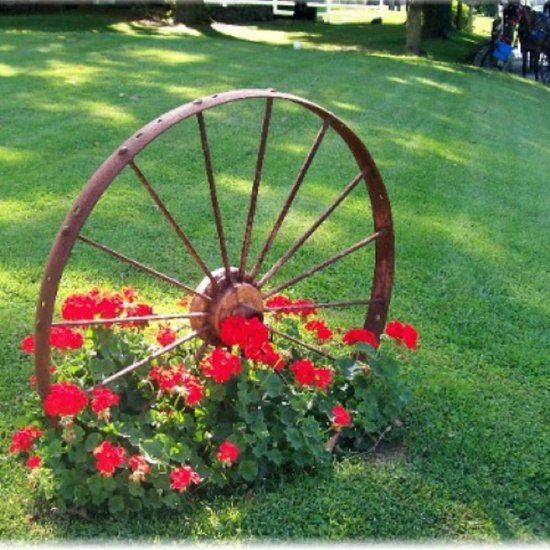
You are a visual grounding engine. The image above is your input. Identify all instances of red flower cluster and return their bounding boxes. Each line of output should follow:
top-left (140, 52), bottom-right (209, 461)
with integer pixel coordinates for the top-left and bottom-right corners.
top-left (156, 325), bottom-right (176, 347)
top-left (385, 320), bottom-right (418, 350)
top-left (61, 293), bottom-right (96, 321)
top-left (62, 288), bottom-right (123, 321)
top-left (26, 455), bottom-right (42, 469)
top-left (43, 382), bottom-right (88, 417)
top-left (122, 286), bottom-right (136, 304)
top-left (342, 328), bottom-right (379, 349)
top-left (9, 426), bottom-right (42, 454)
top-left (21, 326), bottom-right (84, 355)
top-left (220, 316), bottom-right (283, 371)
top-left (265, 295), bottom-right (317, 318)
top-left (125, 303), bottom-right (154, 327)
top-left (304, 319), bottom-right (333, 342)
top-left (216, 441), bottom-right (240, 466)
top-left (149, 365), bottom-right (204, 406)
top-left (170, 465), bottom-right (202, 493)
top-left (332, 404), bottom-right (352, 428)
top-left (290, 359), bottom-right (333, 390)
top-left (129, 454), bottom-right (151, 482)
top-left (60, 286), bottom-right (153, 327)
top-left (201, 348), bottom-right (242, 384)
top-left (93, 440), bottom-right (127, 477)
top-left (90, 387), bottom-right (120, 418)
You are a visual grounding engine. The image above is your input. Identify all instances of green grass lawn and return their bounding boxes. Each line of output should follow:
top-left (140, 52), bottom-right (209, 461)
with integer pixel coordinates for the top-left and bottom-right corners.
top-left (0, 9), bottom-right (549, 541)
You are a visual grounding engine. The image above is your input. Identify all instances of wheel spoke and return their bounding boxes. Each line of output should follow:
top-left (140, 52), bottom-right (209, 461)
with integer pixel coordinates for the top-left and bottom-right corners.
top-left (268, 325), bottom-right (335, 360)
top-left (239, 97), bottom-right (273, 278)
top-left (196, 112), bottom-right (232, 281)
top-left (249, 120), bottom-right (330, 280)
top-left (257, 169), bottom-right (365, 288)
top-left (129, 159), bottom-right (217, 286)
top-left (264, 298), bottom-right (383, 313)
top-left (77, 235), bottom-right (211, 301)
top-left (263, 230), bottom-right (383, 298)
top-left (97, 329), bottom-right (204, 387)
top-left (52, 311), bottom-right (207, 328)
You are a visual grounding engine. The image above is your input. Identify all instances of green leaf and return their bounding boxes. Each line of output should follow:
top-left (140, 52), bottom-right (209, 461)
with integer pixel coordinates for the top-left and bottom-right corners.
top-left (263, 372), bottom-right (283, 398)
top-left (128, 482), bottom-right (145, 497)
top-left (209, 384), bottom-right (227, 402)
top-left (238, 459), bottom-right (258, 482)
top-left (266, 448), bottom-right (284, 465)
top-left (285, 426), bottom-right (303, 450)
top-left (84, 432), bottom-right (103, 452)
top-left (127, 497), bottom-right (143, 512)
top-left (108, 495), bottom-right (125, 514)
top-left (279, 406), bottom-right (297, 426)
top-left (164, 492), bottom-right (180, 509)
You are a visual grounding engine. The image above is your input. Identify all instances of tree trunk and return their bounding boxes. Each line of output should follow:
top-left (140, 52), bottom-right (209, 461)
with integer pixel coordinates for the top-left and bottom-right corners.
top-left (405, 1), bottom-right (422, 55)
top-left (422, 2), bottom-right (452, 39)
top-left (455, 0), bottom-right (463, 30)
top-left (174, 0), bottom-right (210, 26)
top-left (466, 1), bottom-right (475, 32)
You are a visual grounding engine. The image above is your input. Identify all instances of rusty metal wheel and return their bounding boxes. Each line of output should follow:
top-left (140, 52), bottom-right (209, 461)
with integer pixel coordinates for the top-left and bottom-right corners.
top-left (33, 89), bottom-right (394, 406)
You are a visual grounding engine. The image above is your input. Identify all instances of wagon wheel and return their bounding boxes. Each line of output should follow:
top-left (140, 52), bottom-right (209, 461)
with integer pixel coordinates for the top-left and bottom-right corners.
top-left (33, 89), bottom-right (394, 407)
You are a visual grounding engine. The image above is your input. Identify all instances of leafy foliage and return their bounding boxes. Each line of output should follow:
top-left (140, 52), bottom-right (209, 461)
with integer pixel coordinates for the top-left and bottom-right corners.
top-left (9, 288), bottom-right (415, 517)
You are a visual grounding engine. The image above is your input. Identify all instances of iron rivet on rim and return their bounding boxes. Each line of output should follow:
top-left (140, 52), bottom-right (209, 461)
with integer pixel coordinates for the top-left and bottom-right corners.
top-left (118, 146), bottom-right (128, 155)
top-left (193, 99), bottom-right (203, 105)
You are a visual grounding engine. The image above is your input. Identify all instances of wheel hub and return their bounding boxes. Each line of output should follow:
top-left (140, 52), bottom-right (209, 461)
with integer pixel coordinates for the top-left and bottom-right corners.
top-left (189, 267), bottom-right (264, 345)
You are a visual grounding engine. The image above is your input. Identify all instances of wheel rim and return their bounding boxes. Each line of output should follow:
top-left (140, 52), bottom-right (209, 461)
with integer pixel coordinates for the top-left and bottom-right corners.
top-left (34, 88), bottom-right (394, 406)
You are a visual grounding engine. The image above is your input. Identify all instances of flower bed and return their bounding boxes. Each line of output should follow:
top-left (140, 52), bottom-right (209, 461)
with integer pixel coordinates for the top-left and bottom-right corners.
top-left (10, 286), bottom-right (417, 516)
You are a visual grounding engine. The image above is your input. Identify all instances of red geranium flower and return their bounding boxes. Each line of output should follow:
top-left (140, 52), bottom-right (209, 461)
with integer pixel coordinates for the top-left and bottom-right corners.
top-left (20, 335), bottom-right (35, 354)
top-left (220, 315), bottom-right (269, 350)
top-left (149, 364), bottom-right (185, 393)
top-left (156, 325), bottom-right (177, 347)
top-left (95, 292), bottom-right (124, 320)
top-left (61, 293), bottom-right (97, 321)
top-left (265, 294), bottom-right (294, 314)
top-left (125, 303), bottom-right (154, 327)
top-left (244, 340), bottom-right (284, 371)
top-left (149, 365), bottom-right (204, 406)
top-left (170, 465), bottom-right (202, 493)
top-left (26, 455), bottom-right (42, 469)
top-left (216, 441), bottom-right (240, 466)
top-left (121, 286), bottom-right (136, 304)
top-left (290, 359), bottom-right (316, 386)
top-left (313, 367), bottom-right (333, 390)
top-left (201, 348), bottom-right (242, 384)
top-left (342, 328), bottom-right (379, 349)
top-left (50, 326), bottom-right (84, 350)
top-left (332, 404), bottom-right (352, 428)
top-left (220, 316), bottom-right (283, 370)
top-left (9, 426), bottom-right (42, 454)
top-left (292, 298), bottom-right (317, 319)
top-left (21, 327), bottom-right (84, 355)
top-left (92, 440), bottom-right (127, 477)
top-left (305, 319), bottom-right (333, 341)
top-left (385, 320), bottom-right (418, 350)
top-left (90, 387), bottom-right (120, 417)
top-left (43, 381), bottom-right (88, 417)
top-left (182, 374), bottom-right (204, 407)
top-left (129, 454), bottom-right (151, 482)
